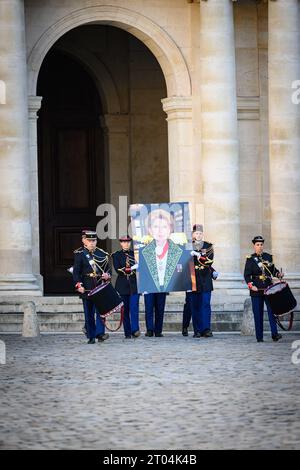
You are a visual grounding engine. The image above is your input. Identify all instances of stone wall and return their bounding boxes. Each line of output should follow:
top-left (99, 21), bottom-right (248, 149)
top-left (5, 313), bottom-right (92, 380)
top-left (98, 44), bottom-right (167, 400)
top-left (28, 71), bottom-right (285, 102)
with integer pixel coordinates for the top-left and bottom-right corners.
top-left (24, 0), bottom-right (274, 257)
top-left (0, 0), bottom-right (299, 300)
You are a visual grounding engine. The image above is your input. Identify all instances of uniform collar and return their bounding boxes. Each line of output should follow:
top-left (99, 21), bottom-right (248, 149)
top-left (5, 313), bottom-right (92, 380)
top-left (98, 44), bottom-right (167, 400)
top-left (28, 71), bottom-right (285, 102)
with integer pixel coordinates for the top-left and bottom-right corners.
top-left (84, 247), bottom-right (95, 255)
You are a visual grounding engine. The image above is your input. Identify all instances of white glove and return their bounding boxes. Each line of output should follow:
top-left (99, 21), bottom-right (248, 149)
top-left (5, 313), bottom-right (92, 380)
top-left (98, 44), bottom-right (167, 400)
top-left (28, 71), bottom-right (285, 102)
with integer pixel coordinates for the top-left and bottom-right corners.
top-left (131, 263), bottom-right (139, 271)
top-left (190, 250), bottom-right (200, 258)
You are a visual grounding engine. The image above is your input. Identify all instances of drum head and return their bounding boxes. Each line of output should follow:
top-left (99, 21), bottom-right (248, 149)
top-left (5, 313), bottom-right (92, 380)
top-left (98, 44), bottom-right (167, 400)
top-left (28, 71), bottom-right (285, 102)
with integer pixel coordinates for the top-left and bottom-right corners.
top-left (88, 282), bottom-right (107, 296)
top-left (265, 282), bottom-right (286, 295)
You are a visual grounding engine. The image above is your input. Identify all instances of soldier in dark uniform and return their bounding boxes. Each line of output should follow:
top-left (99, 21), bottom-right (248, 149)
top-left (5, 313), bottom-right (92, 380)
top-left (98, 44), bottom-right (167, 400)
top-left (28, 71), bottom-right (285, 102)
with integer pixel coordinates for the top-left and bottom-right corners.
top-left (144, 292), bottom-right (167, 337)
top-left (73, 230), bottom-right (111, 344)
top-left (182, 224), bottom-right (217, 338)
top-left (112, 235), bottom-right (140, 339)
top-left (244, 235), bottom-right (283, 342)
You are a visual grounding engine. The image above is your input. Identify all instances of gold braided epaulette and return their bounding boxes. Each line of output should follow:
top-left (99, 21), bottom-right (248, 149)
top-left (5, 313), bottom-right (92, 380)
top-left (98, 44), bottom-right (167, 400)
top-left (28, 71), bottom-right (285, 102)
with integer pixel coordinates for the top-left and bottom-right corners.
top-left (95, 247), bottom-right (110, 256)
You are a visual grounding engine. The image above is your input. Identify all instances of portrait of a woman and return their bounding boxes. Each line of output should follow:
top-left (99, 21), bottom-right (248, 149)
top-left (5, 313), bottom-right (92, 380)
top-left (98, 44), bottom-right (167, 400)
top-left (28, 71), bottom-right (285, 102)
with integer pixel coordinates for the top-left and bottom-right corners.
top-left (138, 209), bottom-right (193, 293)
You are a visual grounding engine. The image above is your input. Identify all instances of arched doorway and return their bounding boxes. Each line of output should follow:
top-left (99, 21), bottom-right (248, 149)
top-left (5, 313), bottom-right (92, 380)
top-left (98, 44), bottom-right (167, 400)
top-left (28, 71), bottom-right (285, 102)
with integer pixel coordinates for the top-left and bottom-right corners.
top-left (28, 9), bottom-right (192, 296)
top-left (36, 24), bottom-right (170, 295)
top-left (37, 49), bottom-right (105, 294)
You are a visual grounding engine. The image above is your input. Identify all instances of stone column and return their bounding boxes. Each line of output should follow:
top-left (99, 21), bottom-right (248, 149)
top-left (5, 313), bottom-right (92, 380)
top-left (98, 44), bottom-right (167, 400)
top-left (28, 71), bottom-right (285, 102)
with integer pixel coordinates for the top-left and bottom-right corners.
top-left (0, 0), bottom-right (40, 294)
top-left (199, 0), bottom-right (241, 278)
top-left (100, 114), bottom-right (130, 252)
top-left (268, 0), bottom-right (300, 278)
top-left (28, 96), bottom-right (43, 287)
top-left (161, 97), bottom-right (199, 221)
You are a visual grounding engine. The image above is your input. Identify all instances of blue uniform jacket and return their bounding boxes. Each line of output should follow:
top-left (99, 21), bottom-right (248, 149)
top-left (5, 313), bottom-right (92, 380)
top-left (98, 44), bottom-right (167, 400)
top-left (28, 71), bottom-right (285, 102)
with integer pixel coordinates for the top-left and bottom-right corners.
top-left (73, 246), bottom-right (111, 298)
top-left (244, 252), bottom-right (280, 297)
top-left (193, 241), bottom-right (214, 293)
top-left (112, 250), bottom-right (138, 296)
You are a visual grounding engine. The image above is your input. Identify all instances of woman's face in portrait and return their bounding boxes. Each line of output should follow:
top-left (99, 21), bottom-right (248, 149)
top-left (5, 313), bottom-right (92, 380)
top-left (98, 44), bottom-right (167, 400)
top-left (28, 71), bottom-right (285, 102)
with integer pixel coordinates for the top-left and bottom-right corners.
top-left (150, 217), bottom-right (171, 244)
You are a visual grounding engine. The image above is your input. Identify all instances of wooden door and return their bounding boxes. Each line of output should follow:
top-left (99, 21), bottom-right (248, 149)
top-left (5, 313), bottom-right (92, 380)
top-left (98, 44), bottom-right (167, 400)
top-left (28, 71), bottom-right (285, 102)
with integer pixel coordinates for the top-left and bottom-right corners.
top-left (37, 50), bottom-right (106, 294)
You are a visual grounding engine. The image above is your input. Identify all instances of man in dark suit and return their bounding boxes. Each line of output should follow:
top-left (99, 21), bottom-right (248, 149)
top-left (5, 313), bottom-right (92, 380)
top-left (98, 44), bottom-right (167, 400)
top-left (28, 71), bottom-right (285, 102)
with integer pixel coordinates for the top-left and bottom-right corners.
top-left (144, 292), bottom-right (167, 337)
top-left (112, 235), bottom-right (140, 339)
top-left (73, 230), bottom-right (111, 344)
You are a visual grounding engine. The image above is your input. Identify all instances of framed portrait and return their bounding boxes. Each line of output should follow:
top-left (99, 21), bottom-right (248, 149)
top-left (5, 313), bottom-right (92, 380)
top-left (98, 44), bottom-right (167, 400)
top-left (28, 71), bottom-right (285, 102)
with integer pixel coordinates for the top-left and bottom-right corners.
top-left (129, 202), bottom-right (196, 294)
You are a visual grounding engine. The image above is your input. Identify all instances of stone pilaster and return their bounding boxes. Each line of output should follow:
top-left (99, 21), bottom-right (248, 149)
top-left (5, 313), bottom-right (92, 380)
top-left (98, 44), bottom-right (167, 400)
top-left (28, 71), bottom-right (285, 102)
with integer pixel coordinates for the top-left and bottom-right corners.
top-left (100, 114), bottom-right (130, 252)
top-left (0, 0), bottom-right (40, 295)
top-left (199, 0), bottom-right (241, 278)
top-left (28, 96), bottom-right (42, 287)
top-left (268, 0), bottom-right (300, 281)
top-left (161, 97), bottom-right (198, 221)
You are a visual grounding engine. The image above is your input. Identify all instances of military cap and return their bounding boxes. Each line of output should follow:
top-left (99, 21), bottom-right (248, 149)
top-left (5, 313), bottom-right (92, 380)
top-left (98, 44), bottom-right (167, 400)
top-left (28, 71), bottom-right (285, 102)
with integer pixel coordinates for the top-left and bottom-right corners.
top-left (252, 235), bottom-right (264, 244)
top-left (192, 224), bottom-right (203, 233)
top-left (81, 228), bottom-right (91, 236)
top-left (119, 235), bottom-right (132, 242)
top-left (84, 231), bottom-right (97, 240)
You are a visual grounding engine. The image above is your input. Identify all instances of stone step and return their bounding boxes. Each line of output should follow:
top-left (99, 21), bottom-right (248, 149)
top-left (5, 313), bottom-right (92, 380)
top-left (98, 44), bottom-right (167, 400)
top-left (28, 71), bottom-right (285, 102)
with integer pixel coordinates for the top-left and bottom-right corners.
top-left (0, 299), bottom-right (246, 313)
top-left (1, 311), bottom-right (299, 333)
top-left (0, 311), bottom-right (247, 323)
top-left (0, 305), bottom-right (245, 313)
top-left (1, 289), bottom-right (299, 313)
top-left (0, 293), bottom-right (247, 305)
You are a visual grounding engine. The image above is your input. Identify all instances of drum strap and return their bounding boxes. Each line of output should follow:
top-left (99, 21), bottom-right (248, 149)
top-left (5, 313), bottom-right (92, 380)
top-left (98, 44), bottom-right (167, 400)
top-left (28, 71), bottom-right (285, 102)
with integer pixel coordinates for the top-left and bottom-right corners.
top-left (100, 304), bottom-right (124, 332)
top-left (274, 312), bottom-right (294, 331)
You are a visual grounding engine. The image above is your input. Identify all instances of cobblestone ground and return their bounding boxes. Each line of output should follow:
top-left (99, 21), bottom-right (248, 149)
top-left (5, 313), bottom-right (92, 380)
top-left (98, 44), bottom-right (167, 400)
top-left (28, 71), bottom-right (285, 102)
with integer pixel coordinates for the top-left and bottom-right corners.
top-left (0, 332), bottom-right (300, 450)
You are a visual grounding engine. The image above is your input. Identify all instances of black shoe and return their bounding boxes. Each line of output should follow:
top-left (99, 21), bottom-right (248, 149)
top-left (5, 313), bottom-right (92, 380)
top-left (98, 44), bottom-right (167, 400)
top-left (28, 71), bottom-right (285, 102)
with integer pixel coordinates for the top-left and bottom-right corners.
top-left (96, 333), bottom-right (109, 342)
top-left (193, 332), bottom-right (201, 338)
top-left (87, 338), bottom-right (95, 344)
top-left (145, 330), bottom-right (154, 337)
top-left (257, 339), bottom-right (264, 343)
top-left (201, 329), bottom-right (213, 338)
top-left (125, 335), bottom-right (132, 339)
top-left (155, 333), bottom-right (164, 337)
top-left (272, 333), bottom-right (282, 342)
top-left (182, 328), bottom-right (188, 337)
top-left (132, 330), bottom-right (141, 338)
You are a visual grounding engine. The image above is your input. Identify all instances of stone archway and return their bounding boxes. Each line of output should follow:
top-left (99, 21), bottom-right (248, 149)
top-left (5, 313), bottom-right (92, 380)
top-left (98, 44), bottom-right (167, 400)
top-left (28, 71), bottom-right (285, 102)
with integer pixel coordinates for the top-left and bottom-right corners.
top-left (27, 5), bottom-right (191, 98)
top-left (25, 5), bottom-right (195, 293)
